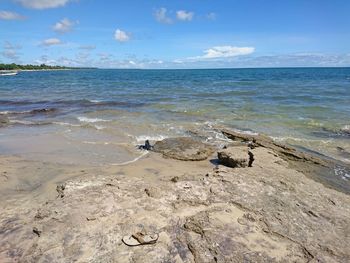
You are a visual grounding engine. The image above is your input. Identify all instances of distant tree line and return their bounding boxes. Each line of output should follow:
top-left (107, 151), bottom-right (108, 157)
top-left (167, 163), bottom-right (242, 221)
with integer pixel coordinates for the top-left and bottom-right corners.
top-left (0, 63), bottom-right (94, 70)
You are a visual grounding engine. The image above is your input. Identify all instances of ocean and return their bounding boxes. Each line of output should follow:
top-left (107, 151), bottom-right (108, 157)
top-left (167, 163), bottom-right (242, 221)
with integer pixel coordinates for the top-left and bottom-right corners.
top-left (0, 68), bottom-right (349, 176)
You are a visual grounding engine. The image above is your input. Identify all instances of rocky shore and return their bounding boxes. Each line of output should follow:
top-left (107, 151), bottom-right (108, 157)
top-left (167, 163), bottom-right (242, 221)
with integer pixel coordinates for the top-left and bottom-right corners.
top-left (0, 129), bottom-right (349, 262)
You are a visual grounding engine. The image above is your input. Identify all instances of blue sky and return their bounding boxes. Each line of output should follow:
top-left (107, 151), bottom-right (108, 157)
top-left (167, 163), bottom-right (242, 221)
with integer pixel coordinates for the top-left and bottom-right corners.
top-left (0, 0), bottom-right (349, 68)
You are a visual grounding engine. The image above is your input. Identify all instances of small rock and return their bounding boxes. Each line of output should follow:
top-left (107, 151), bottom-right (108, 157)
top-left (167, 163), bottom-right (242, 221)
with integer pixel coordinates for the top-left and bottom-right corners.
top-left (144, 187), bottom-right (161, 198)
top-left (56, 183), bottom-right (66, 198)
top-left (248, 151), bottom-right (254, 167)
top-left (0, 115), bottom-right (9, 127)
top-left (138, 140), bottom-right (153, 150)
top-left (33, 227), bottom-right (42, 237)
top-left (170, 176), bottom-right (179, 183)
top-left (34, 209), bottom-right (50, 220)
top-left (217, 146), bottom-right (254, 168)
top-left (183, 183), bottom-right (192, 189)
top-left (30, 108), bottom-right (57, 115)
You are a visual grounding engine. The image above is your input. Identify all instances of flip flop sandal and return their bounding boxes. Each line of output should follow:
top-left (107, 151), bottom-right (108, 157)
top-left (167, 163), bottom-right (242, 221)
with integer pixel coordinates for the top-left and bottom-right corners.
top-left (122, 232), bottom-right (159, 246)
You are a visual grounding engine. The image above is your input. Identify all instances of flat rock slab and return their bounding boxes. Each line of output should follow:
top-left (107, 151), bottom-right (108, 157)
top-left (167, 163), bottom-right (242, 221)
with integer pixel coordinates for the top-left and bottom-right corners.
top-left (218, 146), bottom-right (253, 168)
top-left (221, 129), bottom-right (326, 165)
top-left (221, 129), bottom-right (350, 194)
top-left (153, 137), bottom-right (215, 161)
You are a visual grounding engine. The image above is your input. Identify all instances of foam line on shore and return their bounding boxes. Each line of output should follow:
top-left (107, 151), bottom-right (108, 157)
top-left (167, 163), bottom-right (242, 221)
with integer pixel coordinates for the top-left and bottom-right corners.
top-left (271, 136), bottom-right (333, 144)
top-left (53, 122), bottom-right (81, 127)
top-left (335, 166), bottom-right (350, 181)
top-left (110, 151), bottom-right (149, 166)
top-left (135, 135), bottom-right (168, 143)
top-left (77, 116), bottom-right (109, 123)
top-left (82, 141), bottom-right (129, 146)
top-left (9, 120), bottom-right (52, 126)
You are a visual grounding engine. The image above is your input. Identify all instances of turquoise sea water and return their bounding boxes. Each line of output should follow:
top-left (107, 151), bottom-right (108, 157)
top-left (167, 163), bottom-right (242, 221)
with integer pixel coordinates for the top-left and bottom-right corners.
top-left (0, 68), bottom-right (349, 173)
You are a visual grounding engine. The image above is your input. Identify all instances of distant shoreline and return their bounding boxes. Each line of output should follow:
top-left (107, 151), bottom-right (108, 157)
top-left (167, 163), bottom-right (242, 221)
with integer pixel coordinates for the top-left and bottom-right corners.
top-left (0, 63), bottom-right (97, 72)
top-left (0, 68), bottom-right (96, 72)
top-left (18, 69), bottom-right (74, 72)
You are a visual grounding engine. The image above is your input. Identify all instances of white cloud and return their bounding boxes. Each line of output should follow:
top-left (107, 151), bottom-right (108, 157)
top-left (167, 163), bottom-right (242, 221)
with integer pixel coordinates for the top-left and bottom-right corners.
top-left (190, 46), bottom-right (255, 60)
top-left (114, 29), bottom-right (130, 42)
top-left (35, 53), bottom-right (94, 67)
top-left (15, 0), bottom-right (71, 9)
top-left (154, 7), bottom-right (172, 24)
top-left (176, 10), bottom-right (194, 21)
top-left (53, 18), bottom-right (76, 33)
top-left (41, 38), bottom-right (62, 46)
top-left (0, 10), bottom-right (25, 20)
top-left (34, 55), bottom-right (57, 65)
top-left (99, 58), bottom-right (161, 69)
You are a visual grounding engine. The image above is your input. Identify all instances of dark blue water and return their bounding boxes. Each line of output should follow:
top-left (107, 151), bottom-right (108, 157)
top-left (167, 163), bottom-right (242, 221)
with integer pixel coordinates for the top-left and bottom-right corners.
top-left (0, 68), bottom-right (350, 167)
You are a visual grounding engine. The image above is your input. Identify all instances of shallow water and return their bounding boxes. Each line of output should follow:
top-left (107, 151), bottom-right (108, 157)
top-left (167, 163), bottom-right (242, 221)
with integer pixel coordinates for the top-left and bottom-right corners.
top-left (0, 68), bottom-right (349, 170)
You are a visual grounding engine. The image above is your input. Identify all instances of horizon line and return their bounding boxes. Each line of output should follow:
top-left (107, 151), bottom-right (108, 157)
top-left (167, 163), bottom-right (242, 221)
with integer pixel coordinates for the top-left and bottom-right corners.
top-left (96, 66), bottom-right (350, 70)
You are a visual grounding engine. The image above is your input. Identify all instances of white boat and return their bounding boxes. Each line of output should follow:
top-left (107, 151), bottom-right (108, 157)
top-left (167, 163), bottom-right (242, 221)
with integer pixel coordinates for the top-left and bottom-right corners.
top-left (0, 71), bottom-right (18, 76)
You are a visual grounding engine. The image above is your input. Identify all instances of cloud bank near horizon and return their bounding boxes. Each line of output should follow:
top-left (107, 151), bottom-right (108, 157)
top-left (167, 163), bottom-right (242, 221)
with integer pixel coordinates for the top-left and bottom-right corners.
top-left (187, 46), bottom-right (255, 61)
top-left (22, 52), bottom-right (350, 69)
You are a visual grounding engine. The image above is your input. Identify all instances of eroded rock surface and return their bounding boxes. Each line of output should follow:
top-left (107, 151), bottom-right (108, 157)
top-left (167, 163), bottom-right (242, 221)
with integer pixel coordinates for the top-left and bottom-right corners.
top-left (221, 129), bottom-right (326, 165)
top-left (222, 129), bottom-right (350, 194)
top-left (1, 141), bottom-right (349, 262)
top-left (153, 137), bottom-right (215, 161)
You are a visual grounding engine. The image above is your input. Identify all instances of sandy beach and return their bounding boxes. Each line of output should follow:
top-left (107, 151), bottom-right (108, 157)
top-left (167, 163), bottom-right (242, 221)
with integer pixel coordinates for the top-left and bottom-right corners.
top-left (1, 0), bottom-right (350, 261)
top-left (1, 129), bottom-right (349, 262)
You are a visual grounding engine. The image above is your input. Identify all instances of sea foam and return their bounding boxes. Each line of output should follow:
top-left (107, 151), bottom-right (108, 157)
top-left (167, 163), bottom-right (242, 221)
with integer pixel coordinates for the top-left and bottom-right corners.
top-left (111, 151), bottom-right (149, 166)
top-left (77, 116), bottom-right (108, 123)
top-left (135, 135), bottom-right (168, 143)
top-left (335, 166), bottom-right (350, 181)
top-left (341, 125), bottom-right (350, 134)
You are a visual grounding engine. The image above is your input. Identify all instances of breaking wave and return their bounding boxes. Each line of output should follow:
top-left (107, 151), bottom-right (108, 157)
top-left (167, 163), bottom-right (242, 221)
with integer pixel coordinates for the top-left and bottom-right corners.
top-left (77, 116), bottom-right (109, 123)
